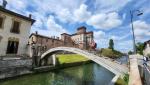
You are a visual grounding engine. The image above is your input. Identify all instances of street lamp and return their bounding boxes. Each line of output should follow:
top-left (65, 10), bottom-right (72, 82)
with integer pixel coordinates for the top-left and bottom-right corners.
top-left (130, 10), bottom-right (143, 54)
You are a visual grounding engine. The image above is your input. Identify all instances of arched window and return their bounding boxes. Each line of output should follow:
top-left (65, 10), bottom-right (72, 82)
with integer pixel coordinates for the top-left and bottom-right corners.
top-left (6, 37), bottom-right (19, 54)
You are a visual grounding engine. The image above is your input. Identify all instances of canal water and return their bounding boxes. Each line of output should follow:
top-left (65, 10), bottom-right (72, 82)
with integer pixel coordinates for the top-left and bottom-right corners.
top-left (117, 56), bottom-right (128, 64)
top-left (0, 63), bottom-right (115, 85)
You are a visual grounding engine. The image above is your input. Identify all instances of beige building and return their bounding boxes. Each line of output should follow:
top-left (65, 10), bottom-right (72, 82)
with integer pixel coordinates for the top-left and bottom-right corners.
top-left (0, 6), bottom-right (35, 56)
top-left (70, 26), bottom-right (94, 50)
top-left (143, 40), bottom-right (150, 56)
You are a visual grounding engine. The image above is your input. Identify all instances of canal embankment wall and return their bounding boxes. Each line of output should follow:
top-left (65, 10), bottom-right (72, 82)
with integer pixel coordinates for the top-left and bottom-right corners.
top-left (0, 58), bottom-right (92, 80)
top-left (0, 58), bottom-right (32, 79)
top-left (34, 60), bottom-right (92, 72)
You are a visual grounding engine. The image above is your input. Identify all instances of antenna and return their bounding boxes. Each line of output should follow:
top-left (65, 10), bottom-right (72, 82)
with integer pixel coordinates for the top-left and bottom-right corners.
top-left (2, 0), bottom-right (7, 8)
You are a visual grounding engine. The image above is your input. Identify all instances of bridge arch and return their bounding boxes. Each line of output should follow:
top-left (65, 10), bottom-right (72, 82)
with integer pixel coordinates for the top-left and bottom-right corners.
top-left (41, 47), bottom-right (128, 77)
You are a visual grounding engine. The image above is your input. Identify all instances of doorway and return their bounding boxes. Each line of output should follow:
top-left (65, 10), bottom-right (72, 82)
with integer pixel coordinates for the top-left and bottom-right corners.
top-left (6, 41), bottom-right (19, 54)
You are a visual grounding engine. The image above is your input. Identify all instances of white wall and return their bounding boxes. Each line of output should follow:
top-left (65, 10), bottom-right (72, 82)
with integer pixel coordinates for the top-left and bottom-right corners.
top-left (0, 12), bottom-right (32, 56)
top-left (143, 44), bottom-right (150, 56)
top-left (71, 34), bottom-right (84, 44)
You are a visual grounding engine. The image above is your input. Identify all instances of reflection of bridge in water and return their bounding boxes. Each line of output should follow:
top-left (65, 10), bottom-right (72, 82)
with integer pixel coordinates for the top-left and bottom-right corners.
top-left (40, 47), bottom-right (129, 77)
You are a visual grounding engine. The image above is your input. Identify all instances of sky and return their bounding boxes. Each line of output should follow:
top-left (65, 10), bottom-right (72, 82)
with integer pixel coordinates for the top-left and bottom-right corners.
top-left (0, 0), bottom-right (150, 53)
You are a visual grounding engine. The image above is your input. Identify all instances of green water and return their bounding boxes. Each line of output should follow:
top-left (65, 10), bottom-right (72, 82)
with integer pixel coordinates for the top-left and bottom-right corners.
top-left (0, 63), bottom-right (115, 85)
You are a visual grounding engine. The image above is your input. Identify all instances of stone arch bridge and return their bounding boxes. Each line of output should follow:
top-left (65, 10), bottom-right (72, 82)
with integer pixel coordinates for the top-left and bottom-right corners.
top-left (41, 47), bottom-right (128, 77)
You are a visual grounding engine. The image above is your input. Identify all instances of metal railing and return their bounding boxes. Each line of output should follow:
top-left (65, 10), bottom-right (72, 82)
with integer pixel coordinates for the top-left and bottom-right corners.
top-left (143, 64), bottom-right (150, 85)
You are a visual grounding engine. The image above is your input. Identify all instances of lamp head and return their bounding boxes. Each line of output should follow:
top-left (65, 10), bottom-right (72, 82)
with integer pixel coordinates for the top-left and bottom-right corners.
top-left (137, 12), bottom-right (143, 16)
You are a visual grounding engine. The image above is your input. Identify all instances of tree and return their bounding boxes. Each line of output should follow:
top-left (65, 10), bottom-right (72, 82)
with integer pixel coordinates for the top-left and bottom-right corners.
top-left (128, 51), bottom-right (133, 55)
top-left (136, 42), bottom-right (144, 55)
top-left (108, 39), bottom-right (114, 50)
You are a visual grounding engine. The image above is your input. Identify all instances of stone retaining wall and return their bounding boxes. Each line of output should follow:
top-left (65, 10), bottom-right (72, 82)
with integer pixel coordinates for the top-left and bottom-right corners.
top-left (0, 59), bottom-right (32, 79)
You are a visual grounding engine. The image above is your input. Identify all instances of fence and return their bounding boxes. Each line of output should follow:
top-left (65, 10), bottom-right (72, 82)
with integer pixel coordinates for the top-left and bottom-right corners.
top-left (143, 65), bottom-right (150, 85)
top-left (139, 65), bottom-right (150, 85)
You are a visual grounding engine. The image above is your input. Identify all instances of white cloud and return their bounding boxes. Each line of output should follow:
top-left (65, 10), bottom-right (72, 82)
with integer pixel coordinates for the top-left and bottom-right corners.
top-left (116, 40), bottom-right (133, 52)
top-left (133, 20), bottom-right (150, 37)
top-left (30, 15), bottom-right (67, 37)
top-left (31, 0), bottom-right (86, 23)
top-left (93, 31), bottom-right (107, 48)
top-left (94, 31), bottom-right (105, 39)
top-left (95, 0), bottom-right (131, 13)
top-left (87, 12), bottom-right (122, 29)
top-left (110, 34), bottom-right (131, 41)
top-left (130, 20), bottom-right (150, 42)
top-left (47, 15), bottom-right (67, 36)
top-left (74, 4), bottom-right (91, 22)
top-left (6, 0), bottom-right (28, 14)
top-left (56, 8), bottom-right (73, 23)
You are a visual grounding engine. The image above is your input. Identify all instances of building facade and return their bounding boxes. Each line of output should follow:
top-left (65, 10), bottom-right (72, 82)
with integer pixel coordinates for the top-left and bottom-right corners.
top-left (70, 26), bottom-right (94, 50)
top-left (29, 26), bottom-right (95, 56)
top-left (28, 32), bottom-right (79, 57)
top-left (143, 40), bottom-right (150, 56)
top-left (0, 6), bottom-right (35, 56)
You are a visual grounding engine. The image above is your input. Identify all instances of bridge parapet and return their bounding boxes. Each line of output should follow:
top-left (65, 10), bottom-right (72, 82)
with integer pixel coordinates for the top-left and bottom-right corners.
top-left (129, 55), bottom-right (142, 85)
top-left (41, 47), bottom-right (128, 77)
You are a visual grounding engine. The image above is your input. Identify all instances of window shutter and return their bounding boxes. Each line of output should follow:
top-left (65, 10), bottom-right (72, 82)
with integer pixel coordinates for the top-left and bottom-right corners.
top-left (0, 17), bottom-right (4, 28)
top-left (11, 21), bottom-right (20, 33)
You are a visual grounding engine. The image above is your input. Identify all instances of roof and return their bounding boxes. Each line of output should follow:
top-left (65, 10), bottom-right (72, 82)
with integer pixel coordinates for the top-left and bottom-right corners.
top-left (77, 26), bottom-right (86, 30)
top-left (29, 33), bottom-right (61, 41)
top-left (86, 31), bottom-right (93, 34)
top-left (0, 6), bottom-right (35, 25)
top-left (71, 31), bottom-right (93, 36)
top-left (144, 40), bottom-right (150, 48)
top-left (61, 33), bottom-right (71, 36)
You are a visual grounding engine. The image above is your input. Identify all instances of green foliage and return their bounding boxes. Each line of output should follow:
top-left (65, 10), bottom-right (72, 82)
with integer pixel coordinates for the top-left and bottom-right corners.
top-left (147, 54), bottom-right (150, 58)
top-left (136, 42), bottom-right (144, 55)
top-left (108, 39), bottom-right (114, 50)
top-left (123, 74), bottom-right (129, 85)
top-left (115, 74), bottom-right (129, 85)
top-left (128, 51), bottom-right (133, 55)
top-left (100, 48), bottom-right (123, 58)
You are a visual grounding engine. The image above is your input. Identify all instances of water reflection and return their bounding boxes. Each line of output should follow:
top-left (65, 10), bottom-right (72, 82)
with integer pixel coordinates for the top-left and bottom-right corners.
top-left (0, 63), bottom-right (115, 85)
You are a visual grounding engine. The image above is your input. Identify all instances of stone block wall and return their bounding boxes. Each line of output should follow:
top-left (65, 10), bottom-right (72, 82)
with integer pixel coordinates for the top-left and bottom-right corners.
top-left (0, 59), bottom-right (32, 79)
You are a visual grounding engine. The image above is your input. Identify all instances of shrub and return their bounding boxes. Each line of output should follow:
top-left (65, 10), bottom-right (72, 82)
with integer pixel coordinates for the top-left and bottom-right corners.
top-left (101, 48), bottom-right (123, 58)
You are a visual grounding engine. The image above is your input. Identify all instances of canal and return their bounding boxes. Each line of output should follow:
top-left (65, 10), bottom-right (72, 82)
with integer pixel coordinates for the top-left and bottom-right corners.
top-left (0, 63), bottom-right (115, 85)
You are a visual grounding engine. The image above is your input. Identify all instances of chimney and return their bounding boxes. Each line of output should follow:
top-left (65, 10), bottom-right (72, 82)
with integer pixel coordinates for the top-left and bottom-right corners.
top-left (35, 31), bottom-right (38, 35)
top-left (29, 14), bottom-right (32, 18)
top-left (2, 0), bottom-right (7, 8)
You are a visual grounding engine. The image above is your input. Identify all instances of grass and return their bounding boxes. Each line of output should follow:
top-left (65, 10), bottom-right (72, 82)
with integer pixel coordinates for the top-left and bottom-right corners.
top-left (100, 48), bottom-right (123, 58)
top-left (115, 74), bottom-right (129, 85)
top-left (57, 54), bottom-right (89, 64)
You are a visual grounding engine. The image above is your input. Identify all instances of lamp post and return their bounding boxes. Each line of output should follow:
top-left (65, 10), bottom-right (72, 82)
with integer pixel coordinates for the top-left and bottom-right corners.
top-left (130, 10), bottom-right (143, 54)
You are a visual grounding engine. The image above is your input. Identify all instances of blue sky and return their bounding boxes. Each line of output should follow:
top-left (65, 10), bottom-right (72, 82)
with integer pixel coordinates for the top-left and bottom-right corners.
top-left (1, 0), bottom-right (150, 52)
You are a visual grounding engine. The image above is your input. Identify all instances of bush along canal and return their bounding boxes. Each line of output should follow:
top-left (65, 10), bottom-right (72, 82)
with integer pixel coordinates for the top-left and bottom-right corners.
top-left (0, 63), bottom-right (115, 85)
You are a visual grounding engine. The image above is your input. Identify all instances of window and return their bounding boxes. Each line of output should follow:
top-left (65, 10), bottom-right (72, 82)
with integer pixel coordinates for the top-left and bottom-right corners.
top-left (11, 21), bottom-right (20, 34)
top-left (32, 37), bottom-right (34, 42)
top-left (6, 40), bottom-right (19, 54)
top-left (0, 17), bottom-right (4, 28)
